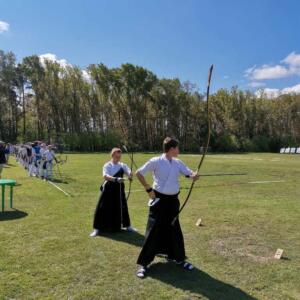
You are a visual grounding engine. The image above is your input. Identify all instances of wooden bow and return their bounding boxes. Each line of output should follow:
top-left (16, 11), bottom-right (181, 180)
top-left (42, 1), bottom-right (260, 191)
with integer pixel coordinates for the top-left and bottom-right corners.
top-left (122, 145), bottom-right (136, 201)
top-left (171, 65), bottom-right (214, 225)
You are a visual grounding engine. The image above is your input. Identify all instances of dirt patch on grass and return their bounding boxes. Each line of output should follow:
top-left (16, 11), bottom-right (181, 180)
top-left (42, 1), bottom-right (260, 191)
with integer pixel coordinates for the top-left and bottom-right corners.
top-left (210, 236), bottom-right (274, 263)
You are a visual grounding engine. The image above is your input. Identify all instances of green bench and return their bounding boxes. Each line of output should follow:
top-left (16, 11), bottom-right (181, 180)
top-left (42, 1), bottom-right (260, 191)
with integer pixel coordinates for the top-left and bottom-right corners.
top-left (0, 179), bottom-right (16, 212)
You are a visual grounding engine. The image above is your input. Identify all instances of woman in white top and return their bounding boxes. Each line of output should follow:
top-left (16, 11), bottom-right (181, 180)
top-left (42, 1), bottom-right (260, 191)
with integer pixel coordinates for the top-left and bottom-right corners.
top-left (90, 148), bottom-right (137, 236)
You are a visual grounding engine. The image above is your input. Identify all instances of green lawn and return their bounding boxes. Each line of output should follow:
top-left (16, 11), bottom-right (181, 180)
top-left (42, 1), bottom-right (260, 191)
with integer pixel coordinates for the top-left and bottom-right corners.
top-left (1, 153), bottom-right (300, 300)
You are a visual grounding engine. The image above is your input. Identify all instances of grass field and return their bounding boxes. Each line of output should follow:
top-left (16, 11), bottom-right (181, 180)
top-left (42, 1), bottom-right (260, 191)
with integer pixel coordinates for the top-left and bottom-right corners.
top-left (1, 153), bottom-right (300, 300)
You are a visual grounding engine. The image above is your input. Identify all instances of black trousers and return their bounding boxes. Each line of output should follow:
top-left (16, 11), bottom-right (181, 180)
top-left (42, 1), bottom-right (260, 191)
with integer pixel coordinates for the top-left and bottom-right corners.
top-left (137, 191), bottom-right (186, 266)
top-left (93, 180), bottom-right (131, 231)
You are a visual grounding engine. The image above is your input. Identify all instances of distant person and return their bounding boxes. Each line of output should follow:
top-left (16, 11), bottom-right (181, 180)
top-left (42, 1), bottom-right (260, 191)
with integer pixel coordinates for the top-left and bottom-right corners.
top-left (29, 142), bottom-right (37, 176)
top-left (0, 141), bottom-right (7, 178)
top-left (90, 147), bottom-right (137, 237)
top-left (135, 137), bottom-right (200, 278)
top-left (42, 145), bottom-right (57, 180)
top-left (20, 145), bottom-right (28, 166)
top-left (4, 143), bottom-right (10, 163)
top-left (9, 143), bottom-right (14, 155)
top-left (25, 143), bottom-right (34, 175)
top-left (31, 142), bottom-right (41, 177)
top-left (25, 143), bottom-right (33, 170)
top-left (39, 143), bottom-right (47, 179)
top-left (15, 144), bottom-right (21, 162)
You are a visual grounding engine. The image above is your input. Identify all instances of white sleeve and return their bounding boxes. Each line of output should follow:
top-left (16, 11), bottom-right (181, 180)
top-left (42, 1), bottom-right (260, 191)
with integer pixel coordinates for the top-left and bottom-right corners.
top-left (178, 160), bottom-right (193, 176)
top-left (137, 157), bottom-right (157, 176)
top-left (102, 163), bottom-right (110, 177)
top-left (122, 163), bottom-right (131, 175)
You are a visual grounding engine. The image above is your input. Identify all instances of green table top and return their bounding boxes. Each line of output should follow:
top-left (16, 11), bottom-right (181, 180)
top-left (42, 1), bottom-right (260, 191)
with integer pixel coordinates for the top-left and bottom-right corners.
top-left (0, 179), bottom-right (16, 186)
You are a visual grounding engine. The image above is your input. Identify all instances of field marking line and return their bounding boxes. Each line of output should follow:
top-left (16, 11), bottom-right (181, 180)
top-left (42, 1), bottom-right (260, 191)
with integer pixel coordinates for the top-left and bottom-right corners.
top-left (48, 180), bottom-right (71, 196)
top-left (201, 156), bottom-right (266, 161)
top-left (186, 155), bottom-right (284, 163)
top-left (248, 180), bottom-right (285, 184)
top-left (128, 189), bottom-right (145, 193)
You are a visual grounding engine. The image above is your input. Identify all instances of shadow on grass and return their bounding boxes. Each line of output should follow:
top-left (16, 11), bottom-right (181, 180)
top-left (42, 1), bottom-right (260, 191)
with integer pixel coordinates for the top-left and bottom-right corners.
top-left (148, 262), bottom-right (257, 300)
top-left (99, 230), bottom-right (144, 247)
top-left (52, 175), bottom-right (75, 184)
top-left (51, 178), bottom-right (69, 184)
top-left (0, 209), bottom-right (28, 221)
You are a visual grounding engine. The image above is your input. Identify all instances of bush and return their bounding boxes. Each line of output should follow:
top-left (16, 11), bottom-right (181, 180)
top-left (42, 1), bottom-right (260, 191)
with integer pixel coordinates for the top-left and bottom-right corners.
top-left (59, 130), bottom-right (122, 152)
top-left (215, 134), bottom-right (239, 152)
top-left (251, 136), bottom-right (270, 152)
top-left (238, 137), bottom-right (255, 152)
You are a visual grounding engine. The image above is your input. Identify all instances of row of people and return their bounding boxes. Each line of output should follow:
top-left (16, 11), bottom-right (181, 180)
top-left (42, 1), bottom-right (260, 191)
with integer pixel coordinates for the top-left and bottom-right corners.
top-left (15, 142), bottom-right (57, 180)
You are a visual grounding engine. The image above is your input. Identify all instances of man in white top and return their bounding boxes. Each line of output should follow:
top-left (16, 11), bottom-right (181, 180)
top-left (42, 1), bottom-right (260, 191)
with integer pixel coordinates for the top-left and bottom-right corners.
top-left (135, 137), bottom-right (199, 278)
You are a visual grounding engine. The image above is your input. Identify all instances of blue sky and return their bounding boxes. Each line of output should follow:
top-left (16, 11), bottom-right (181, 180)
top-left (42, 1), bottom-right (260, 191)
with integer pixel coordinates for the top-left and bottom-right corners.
top-left (1, 0), bottom-right (300, 95)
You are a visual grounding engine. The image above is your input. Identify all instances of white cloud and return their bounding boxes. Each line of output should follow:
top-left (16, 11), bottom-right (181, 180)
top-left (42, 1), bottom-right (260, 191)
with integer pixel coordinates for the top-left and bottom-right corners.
top-left (39, 53), bottom-right (70, 68)
top-left (255, 88), bottom-right (280, 98)
top-left (244, 65), bottom-right (256, 76)
top-left (0, 20), bottom-right (9, 33)
top-left (248, 81), bottom-right (266, 88)
top-left (245, 64), bottom-right (291, 80)
top-left (39, 53), bottom-right (93, 82)
top-left (256, 83), bottom-right (300, 98)
top-left (245, 52), bottom-right (300, 81)
top-left (82, 69), bottom-right (92, 83)
top-left (281, 51), bottom-right (300, 67)
top-left (281, 83), bottom-right (300, 94)
top-left (223, 75), bottom-right (229, 79)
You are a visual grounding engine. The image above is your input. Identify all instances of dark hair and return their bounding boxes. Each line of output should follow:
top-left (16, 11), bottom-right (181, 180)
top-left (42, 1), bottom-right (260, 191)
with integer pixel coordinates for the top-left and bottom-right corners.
top-left (163, 137), bottom-right (179, 153)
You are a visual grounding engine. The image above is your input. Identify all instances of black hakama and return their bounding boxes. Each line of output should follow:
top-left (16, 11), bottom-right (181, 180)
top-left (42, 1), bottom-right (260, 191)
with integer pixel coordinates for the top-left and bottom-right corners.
top-left (93, 168), bottom-right (131, 232)
top-left (137, 190), bottom-right (186, 266)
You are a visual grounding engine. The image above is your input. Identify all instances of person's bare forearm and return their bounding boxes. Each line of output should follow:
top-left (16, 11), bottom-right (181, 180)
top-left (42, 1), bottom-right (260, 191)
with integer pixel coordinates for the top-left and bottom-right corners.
top-left (136, 171), bottom-right (155, 199)
top-left (135, 171), bottom-right (150, 189)
top-left (104, 175), bottom-right (117, 182)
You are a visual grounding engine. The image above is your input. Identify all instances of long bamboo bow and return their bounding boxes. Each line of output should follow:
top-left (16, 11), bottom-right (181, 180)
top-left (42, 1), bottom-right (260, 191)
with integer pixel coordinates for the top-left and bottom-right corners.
top-left (171, 65), bottom-right (214, 225)
top-left (122, 145), bottom-right (137, 201)
top-left (119, 120), bottom-right (138, 201)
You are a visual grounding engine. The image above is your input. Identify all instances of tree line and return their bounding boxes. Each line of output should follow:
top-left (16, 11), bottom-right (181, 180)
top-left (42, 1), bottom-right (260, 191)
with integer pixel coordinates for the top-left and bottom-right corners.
top-left (0, 49), bottom-right (299, 152)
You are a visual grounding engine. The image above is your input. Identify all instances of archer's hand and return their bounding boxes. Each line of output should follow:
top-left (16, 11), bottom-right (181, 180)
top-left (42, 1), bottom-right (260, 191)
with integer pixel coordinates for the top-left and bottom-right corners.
top-left (116, 177), bottom-right (125, 183)
top-left (148, 190), bottom-right (156, 199)
top-left (128, 174), bottom-right (133, 181)
top-left (190, 172), bottom-right (200, 181)
top-left (145, 185), bottom-right (155, 199)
